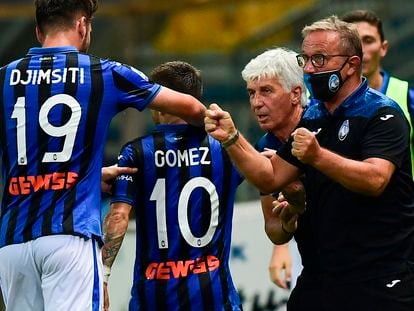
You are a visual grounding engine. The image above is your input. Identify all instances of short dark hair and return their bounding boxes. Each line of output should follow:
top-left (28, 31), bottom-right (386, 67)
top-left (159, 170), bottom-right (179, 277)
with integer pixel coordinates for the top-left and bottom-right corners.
top-left (341, 10), bottom-right (385, 42)
top-left (150, 61), bottom-right (203, 100)
top-left (35, 0), bottom-right (98, 33)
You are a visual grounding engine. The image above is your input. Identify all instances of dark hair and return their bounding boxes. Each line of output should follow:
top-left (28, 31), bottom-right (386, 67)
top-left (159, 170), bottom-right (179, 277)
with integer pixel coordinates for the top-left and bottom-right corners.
top-left (35, 0), bottom-right (98, 33)
top-left (341, 9), bottom-right (385, 42)
top-left (150, 61), bottom-right (203, 100)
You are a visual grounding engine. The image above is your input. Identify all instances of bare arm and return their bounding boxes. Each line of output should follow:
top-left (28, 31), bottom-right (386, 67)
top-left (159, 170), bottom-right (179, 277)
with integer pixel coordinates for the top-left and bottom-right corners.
top-left (102, 202), bottom-right (132, 269)
top-left (102, 202), bottom-right (132, 310)
top-left (292, 127), bottom-right (395, 196)
top-left (261, 195), bottom-right (293, 244)
top-left (149, 86), bottom-right (206, 127)
top-left (205, 104), bottom-right (300, 194)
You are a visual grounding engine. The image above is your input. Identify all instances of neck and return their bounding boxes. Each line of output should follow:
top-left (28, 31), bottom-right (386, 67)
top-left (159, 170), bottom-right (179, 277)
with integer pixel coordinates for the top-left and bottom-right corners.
top-left (41, 30), bottom-right (82, 51)
top-left (272, 107), bottom-right (302, 142)
top-left (366, 69), bottom-right (383, 91)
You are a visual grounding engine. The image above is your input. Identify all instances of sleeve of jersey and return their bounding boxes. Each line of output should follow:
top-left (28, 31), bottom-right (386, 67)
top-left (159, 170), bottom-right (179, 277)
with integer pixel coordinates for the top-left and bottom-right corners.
top-left (362, 106), bottom-right (410, 168)
top-left (111, 144), bottom-right (138, 206)
top-left (111, 62), bottom-right (161, 111)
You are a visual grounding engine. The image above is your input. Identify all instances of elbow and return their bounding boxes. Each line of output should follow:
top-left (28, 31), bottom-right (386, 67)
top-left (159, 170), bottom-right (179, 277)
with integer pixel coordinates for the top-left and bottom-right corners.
top-left (364, 175), bottom-right (389, 197)
top-left (104, 209), bottom-right (130, 234)
top-left (264, 223), bottom-right (291, 245)
top-left (257, 177), bottom-right (279, 195)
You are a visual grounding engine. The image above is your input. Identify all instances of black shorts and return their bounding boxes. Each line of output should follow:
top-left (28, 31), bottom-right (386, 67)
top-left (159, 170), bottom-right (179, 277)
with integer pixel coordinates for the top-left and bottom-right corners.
top-left (288, 263), bottom-right (414, 311)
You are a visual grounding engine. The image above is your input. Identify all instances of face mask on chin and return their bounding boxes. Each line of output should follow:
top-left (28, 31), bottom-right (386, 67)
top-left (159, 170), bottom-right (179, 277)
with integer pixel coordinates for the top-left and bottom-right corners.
top-left (304, 59), bottom-right (349, 102)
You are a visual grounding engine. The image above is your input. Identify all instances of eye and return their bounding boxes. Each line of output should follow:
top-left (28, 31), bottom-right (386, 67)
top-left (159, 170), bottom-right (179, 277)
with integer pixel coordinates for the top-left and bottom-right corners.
top-left (296, 54), bottom-right (308, 67)
top-left (312, 54), bottom-right (325, 66)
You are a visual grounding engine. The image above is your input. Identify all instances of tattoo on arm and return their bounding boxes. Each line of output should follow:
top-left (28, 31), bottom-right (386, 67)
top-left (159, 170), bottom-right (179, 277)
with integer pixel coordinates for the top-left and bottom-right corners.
top-left (102, 205), bottom-right (130, 268)
top-left (102, 235), bottom-right (125, 268)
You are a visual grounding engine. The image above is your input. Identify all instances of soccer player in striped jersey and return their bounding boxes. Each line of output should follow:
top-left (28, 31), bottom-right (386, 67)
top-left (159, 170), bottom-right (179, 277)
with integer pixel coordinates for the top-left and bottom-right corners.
top-left (0, 1), bottom-right (206, 310)
top-left (102, 61), bottom-right (243, 311)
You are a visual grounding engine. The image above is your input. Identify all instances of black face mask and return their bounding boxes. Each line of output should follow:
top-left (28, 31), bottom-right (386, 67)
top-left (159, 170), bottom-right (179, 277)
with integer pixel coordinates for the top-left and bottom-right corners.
top-left (304, 59), bottom-right (349, 102)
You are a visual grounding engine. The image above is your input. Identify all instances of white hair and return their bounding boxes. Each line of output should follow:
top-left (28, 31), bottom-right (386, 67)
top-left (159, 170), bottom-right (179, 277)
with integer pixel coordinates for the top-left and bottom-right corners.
top-left (241, 47), bottom-right (307, 106)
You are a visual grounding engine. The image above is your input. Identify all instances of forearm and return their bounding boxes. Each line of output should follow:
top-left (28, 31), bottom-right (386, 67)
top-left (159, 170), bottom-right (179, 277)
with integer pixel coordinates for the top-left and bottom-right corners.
top-left (150, 88), bottom-right (206, 127)
top-left (102, 203), bottom-right (131, 270)
top-left (225, 133), bottom-right (290, 194)
top-left (261, 195), bottom-right (294, 245)
top-left (312, 148), bottom-right (393, 196)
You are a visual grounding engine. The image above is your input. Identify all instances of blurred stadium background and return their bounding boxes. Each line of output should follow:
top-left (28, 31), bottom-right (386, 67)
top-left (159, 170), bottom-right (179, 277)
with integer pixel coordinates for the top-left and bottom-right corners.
top-left (0, 0), bottom-right (413, 310)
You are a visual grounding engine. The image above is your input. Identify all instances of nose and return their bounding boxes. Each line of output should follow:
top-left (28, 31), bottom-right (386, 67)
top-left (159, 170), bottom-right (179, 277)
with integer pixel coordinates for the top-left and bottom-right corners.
top-left (303, 60), bottom-right (316, 73)
top-left (250, 94), bottom-right (263, 109)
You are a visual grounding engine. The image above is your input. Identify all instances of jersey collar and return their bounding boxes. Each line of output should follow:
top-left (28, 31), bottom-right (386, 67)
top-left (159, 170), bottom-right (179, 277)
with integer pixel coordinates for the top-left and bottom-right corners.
top-left (27, 46), bottom-right (78, 56)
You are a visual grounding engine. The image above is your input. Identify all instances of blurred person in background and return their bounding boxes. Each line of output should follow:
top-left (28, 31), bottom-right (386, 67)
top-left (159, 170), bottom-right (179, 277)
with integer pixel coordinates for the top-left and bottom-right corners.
top-left (342, 9), bottom-right (414, 174)
top-left (205, 16), bottom-right (414, 310)
top-left (241, 48), bottom-right (308, 290)
top-left (102, 61), bottom-right (243, 311)
top-left (0, 0), bottom-right (206, 310)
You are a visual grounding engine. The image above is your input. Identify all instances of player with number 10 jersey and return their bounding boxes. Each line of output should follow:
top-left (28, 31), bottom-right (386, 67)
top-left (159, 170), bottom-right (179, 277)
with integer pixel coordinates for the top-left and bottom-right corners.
top-left (113, 125), bottom-right (243, 310)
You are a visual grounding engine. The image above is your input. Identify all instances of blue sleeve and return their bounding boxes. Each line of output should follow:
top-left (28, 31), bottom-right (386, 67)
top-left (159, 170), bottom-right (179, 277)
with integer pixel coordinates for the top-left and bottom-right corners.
top-left (108, 61), bottom-right (161, 111)
top-left (111, 143), bottom-right (138, 206)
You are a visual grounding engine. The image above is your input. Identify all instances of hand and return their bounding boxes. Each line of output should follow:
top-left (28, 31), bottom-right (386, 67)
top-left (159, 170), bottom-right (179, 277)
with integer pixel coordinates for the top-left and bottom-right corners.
top-left (269, 244), bottom-right (292, 289)
top-left (204, 104), bottom-right (237, 142)
top-left (261, 148), bottom-right (276, 159)
top-left (281, 180), bottom-right (306, 215)
top-left (272, 193), bottom-right (299, 234)
top-left (103, 282), bottom-right (109, 311)
top-left (101, 165), bottom-right (138, 194)
top-left (291, 127), bottom-right (321, 164)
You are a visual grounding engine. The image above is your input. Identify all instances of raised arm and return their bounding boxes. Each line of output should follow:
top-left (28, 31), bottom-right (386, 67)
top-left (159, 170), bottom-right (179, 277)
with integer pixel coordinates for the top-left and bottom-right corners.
top-left (205, 104), bottom-right (300, 194)
top-left (149, 86), bottom-right (206, 127)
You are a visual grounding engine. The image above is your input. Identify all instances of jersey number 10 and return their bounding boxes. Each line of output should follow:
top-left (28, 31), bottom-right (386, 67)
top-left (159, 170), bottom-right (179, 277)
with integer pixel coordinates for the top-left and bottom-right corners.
top-left (150, 177), bottom-right (219, 249)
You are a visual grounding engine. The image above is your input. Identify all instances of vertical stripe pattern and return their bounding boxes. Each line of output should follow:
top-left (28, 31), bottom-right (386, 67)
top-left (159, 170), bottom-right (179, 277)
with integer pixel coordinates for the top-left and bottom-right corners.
top-left (113, 124), bottom-right (243, 310)
top-left (0, 46), bottom-right (161, 248)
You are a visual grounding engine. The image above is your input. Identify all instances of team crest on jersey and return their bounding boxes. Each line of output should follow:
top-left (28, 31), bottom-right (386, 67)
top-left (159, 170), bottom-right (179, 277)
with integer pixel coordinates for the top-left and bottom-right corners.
top-left (338, 120), bottom-right (349, 141)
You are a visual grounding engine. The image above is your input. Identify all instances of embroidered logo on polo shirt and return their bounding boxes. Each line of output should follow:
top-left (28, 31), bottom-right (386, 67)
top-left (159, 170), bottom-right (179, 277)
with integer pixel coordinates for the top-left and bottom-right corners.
top-left (380, 114), bottom-right (394, 121)
top-left (386, 279), bottom-right (401, 288)
top-left (338, 120), bottom-right (349, 141)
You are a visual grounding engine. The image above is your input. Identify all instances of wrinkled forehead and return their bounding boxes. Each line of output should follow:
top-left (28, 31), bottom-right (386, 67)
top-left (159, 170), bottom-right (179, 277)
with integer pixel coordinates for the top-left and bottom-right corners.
top-left (246, 76), bottom-right (283, 88)
top-left (302, 30), bottom-right (342, 54)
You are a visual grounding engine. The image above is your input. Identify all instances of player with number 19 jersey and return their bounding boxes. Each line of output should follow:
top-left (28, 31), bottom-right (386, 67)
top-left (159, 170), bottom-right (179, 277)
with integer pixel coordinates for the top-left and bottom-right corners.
top-left (0, 46), bottom-right (160, 248)
top-left (112, 124), bottom-right (243, 310)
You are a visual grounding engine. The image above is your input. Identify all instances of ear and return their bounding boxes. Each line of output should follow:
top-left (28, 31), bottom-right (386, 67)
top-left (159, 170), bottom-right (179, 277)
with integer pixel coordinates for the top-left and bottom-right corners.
top-left (290, 86), bottom-right (302, 106)
top-left (77, 16), bottom-right (88, 40)
top-left (346, 56), bottom-right (361, 76)
top-left (35, 26), bottom-right (44, 44)
top-left (380, 39), bottom-right (389, 58)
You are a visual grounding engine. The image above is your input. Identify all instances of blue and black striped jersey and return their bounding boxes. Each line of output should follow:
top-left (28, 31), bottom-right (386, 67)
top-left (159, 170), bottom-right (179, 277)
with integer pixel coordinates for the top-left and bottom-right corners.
top-left (0, 46), bottom-right (160, 248)
top-left (112, 124), bottom-right (243, 311)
